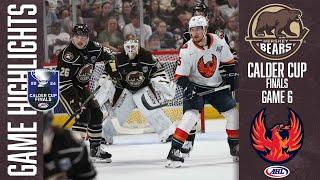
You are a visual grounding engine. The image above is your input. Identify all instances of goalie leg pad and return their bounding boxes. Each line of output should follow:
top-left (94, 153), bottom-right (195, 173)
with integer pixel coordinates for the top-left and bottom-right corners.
top-left (133, 87), bottom-right (172, 134)
top-left (95, 75), bottom-right (116, 106)
top-left (102, 89), bottom-right (135, 138)
top-left (102, 117), bottom-right (117, 143)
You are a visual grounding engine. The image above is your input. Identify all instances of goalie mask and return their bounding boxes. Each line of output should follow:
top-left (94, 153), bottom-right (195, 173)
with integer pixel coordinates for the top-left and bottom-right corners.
top-left (124, 40), bottom-right (139, 60)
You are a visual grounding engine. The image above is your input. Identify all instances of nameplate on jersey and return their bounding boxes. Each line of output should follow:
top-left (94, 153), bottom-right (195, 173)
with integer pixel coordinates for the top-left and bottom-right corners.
top-left (27, 69), bottom-right (59, 111)
top-left (126, 71), bottom-right (145, 87)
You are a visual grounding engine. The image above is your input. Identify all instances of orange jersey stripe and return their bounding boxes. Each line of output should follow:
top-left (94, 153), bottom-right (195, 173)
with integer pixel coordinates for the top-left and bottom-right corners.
top-left (226, 129), bottom-right (239, 139)
top-left (173, 128), bottom-right (189, 142)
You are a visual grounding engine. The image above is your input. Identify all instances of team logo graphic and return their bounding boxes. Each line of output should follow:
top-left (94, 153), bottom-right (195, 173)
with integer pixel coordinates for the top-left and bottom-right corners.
top-left (197, 55), bottom-right (217, 78)
top-left (264, 166), bottom-right (290, 178)
top-left (126, 71), bottom-right (145, 87)
top-left (76, 63), bottom-right (94, 83)
top-left (142, 66), bottom-right (149, 73)
top-left (27, 69), bottom-right (59, 111)
top-left (64, 52), bottom-right (74, 61)
top-left (245, 4), bottom-right (309, 60)
top-left (250, 108), bottom-right (304, 164)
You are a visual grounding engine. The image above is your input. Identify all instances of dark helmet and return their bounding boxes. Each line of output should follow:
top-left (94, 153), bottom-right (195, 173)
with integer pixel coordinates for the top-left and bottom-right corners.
top-left (72, 24), bottom-right (89, 36)
top-left (192, 3), bottom-right (208, 17)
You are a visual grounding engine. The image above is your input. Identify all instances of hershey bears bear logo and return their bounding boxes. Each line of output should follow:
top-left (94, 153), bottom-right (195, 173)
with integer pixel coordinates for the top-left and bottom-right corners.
top-left (76, 64), bottom-right (94, 83)
top-left (245, 4), bottom-right (309, 60)
top-left (126, 71), bottom-right (145, 87)
top-left (250, 108), bottom-right (304, 164)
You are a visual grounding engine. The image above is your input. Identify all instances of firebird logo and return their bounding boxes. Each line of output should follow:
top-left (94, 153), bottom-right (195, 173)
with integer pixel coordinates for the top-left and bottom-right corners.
top-left (197, 55), bottom-right (217, 78)
top-left (250, 108), bottom-right (304, 164)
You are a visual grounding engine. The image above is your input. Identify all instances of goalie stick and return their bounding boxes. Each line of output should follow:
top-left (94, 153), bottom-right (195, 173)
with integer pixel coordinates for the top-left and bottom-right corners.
top-left (62, 85), bottom-right (101, 128)
top-left (142, 84), bottom-right (231, 110)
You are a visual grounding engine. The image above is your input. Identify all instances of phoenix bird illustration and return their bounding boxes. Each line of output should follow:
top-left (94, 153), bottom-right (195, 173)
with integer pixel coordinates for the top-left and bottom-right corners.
top-left (251, 108), bottom-right (303, 163)
top-left (197, 55), bottom-right (217, 78)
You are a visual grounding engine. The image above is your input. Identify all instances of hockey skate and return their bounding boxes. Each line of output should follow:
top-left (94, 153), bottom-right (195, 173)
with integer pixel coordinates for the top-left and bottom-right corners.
top-left (228, 138), bottom-right (239, 162)
top-left (181, 141), bottom-right (193, 158)
top-left (165, 147), bottom-right (184, 168)
top-left (90, 145), bottom-right (112, 163)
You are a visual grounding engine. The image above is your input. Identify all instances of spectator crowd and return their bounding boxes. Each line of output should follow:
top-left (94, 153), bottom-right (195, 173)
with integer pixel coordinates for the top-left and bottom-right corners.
top-left (46, 0), bottom-right (239, 59)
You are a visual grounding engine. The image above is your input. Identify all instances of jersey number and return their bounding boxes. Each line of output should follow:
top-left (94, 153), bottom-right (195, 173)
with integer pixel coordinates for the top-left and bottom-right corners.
top-left (60, 67), bottom-right (70, 77)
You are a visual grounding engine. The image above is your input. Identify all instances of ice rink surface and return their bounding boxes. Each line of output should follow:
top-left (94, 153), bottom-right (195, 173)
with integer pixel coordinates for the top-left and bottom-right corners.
top-left (94, 120), bottom-right (238, 180)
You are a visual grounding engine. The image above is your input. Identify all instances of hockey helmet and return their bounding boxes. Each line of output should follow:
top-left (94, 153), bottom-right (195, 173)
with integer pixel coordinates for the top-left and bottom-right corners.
top-left (72, 24), bottom-right (89, 37)
top-left (72, 24), bottom-right (89, 49)
top-left (124, 39), bottom-right (140, 60)
top-left (189, 15), bottom-right (208, 30)
top-left (192, 3), bottom-right (208, 17)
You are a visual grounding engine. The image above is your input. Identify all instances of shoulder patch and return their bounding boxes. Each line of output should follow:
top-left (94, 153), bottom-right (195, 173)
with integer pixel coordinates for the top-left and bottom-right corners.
top-left (64, 52), bottom-right (74, 61)
top-left (215, 30), bottom-right (225, 39)
top-left (93, 41), bottom-right (101, 47)
top-left (103, 46), bottom-right (113, 54)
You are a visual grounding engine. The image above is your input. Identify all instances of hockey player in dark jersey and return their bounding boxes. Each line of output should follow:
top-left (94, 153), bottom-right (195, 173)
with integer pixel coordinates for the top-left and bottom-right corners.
top-left (57, 24), bottom-right (112, 162)
top-left (43, 111), bottom-right (97, 179)
top-left (94, 39), bottom-right (177, 144)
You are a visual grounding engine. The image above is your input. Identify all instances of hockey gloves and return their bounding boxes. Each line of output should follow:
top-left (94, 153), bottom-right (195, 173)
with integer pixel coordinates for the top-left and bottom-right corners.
top-left (183, 83), bottom-right (197, 100)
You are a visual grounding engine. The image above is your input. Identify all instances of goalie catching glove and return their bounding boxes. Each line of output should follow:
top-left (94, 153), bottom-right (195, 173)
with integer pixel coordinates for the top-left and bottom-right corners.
top-left (94, 74), bottom-right (116, 106)
top-left (150, 76), bottom-right (176, 100)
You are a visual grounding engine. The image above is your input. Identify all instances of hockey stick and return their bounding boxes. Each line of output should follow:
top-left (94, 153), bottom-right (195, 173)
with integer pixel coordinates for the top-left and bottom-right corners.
top-left (62, 86), bottom-right (101, 128)
top-left (142, 84), bottom-right (231, 110)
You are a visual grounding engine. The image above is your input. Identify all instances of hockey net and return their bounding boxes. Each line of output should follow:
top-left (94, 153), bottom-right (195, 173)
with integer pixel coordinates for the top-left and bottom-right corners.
top-left (47, 50), bottom-right (204, 134)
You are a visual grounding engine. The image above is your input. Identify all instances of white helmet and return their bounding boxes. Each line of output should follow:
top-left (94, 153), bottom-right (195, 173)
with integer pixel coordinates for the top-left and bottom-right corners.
top-left (124, 39), bottom-right (139, 60)
top-left (188, 15), bottom-right (208, 30)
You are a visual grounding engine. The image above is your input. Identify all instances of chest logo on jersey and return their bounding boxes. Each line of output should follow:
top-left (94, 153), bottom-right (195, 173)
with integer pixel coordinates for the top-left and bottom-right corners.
top-left (197, 55), bottom-right (217, 78)
top-left (77, 64), bottom-right (94, 83)
top-left (126, 71), bottom-right (145, 87)
top-left (64, 52), bottom-right (74, 61)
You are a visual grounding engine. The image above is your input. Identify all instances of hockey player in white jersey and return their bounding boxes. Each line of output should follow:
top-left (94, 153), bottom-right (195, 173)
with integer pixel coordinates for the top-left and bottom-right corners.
top-left (166, 16), bottom-right (239, 168)
top-left (95, 39), bottom-right (177, 144)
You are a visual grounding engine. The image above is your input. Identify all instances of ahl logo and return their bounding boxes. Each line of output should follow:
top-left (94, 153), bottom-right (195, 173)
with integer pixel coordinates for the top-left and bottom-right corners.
top-left (245, 4), bottom-right (309, 60)
top-left (250, 108), bottom-right (303, 164)
top-left (264, 166), bottom-right (290, 178)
